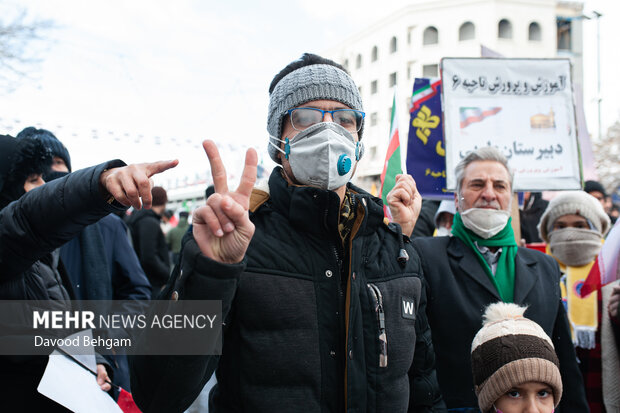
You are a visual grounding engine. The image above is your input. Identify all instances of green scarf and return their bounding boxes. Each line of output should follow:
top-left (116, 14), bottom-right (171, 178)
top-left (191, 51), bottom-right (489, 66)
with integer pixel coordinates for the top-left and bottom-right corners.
top-left (451, 212), bottom-right (517, 302)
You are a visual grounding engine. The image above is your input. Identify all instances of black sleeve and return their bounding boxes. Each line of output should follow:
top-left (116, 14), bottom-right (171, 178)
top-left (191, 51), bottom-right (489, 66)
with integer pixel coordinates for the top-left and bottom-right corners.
top-left (411, 200), bottom-right (440, 239)
top-left (552, 299), bottom-right (590, 412)
top-left (0, 160), bottom-right (126, 280)
top-left (130, 238), bottom-right (243, 413)
top-left (408, 267), bottom-right (446, 412)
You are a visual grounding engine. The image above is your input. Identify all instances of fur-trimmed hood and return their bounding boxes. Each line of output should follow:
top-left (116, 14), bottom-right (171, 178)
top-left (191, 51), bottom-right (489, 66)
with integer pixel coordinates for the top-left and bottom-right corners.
top-left (0, 134), bottom-right (52, 209)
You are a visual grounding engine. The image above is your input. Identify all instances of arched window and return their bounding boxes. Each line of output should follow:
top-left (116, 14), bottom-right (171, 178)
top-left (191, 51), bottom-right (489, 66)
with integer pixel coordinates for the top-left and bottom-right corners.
top-left (356, 54), bottom-right (362, 69)
top-left (528, 22), bottom-right (541, 41)
top-left (459, 22), bottom-right (475, 41)
top-left (498, 19), bottom-right (512, 39)
top-left (390, 36), bottom-right (398, 53)
top-left (423, 26), bottom-right (439, 45)
top-left (371, 46), bottom-right (378, 62)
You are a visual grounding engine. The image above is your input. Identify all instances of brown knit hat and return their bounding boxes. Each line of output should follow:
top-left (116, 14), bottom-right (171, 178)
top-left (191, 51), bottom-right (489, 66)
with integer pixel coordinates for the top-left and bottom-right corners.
top-left (151, 186), bottom-right (168, 207)
top-left (470, 302), bottom-right (562, 412)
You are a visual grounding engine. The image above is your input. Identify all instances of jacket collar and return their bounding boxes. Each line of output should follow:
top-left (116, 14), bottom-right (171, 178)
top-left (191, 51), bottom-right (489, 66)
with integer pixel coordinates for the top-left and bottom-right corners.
top-left (447, 237), bottom-right (538, 304)
top-left (267, 167), bottom-right (384, 237)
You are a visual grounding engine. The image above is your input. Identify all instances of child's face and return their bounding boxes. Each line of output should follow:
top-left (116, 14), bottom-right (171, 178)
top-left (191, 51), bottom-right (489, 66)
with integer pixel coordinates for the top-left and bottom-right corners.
top-left (493, 382), bottom-right (555, 413)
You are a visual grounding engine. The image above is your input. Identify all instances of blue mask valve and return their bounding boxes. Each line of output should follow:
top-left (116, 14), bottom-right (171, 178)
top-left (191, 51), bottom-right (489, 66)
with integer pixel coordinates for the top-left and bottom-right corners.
top-left (337, 154), bottom-right (351, 176)
top-left (284, 138), bottom-right (290, 160)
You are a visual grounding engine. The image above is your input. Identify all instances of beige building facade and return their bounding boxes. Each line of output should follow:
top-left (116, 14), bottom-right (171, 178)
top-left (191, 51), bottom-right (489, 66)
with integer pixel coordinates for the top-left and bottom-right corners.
top-left (325, 0), bottom-right (584, 190)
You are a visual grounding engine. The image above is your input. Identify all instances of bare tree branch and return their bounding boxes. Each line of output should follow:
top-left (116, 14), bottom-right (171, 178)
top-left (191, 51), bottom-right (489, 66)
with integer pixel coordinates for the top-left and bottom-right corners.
top-left (0, 10), bottom-right (53, 92)
top-left (592, 121), bottom-right (620, 195)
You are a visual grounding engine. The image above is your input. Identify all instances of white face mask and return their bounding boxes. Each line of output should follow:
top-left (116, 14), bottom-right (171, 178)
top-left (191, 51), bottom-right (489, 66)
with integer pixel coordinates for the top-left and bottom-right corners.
top-left (436, 227), bottom-right (452, 237)
top-left (270, 122), bottom-right (363, 190)
top-left (548, 228), bottom-right (602, 267)
top-left (460, 208), bottom-right (510, 239)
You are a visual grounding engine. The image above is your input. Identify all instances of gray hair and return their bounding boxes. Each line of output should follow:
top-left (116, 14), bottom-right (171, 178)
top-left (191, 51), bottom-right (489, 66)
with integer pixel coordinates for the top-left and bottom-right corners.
top-left (454, 146), bottom-right (514, 197)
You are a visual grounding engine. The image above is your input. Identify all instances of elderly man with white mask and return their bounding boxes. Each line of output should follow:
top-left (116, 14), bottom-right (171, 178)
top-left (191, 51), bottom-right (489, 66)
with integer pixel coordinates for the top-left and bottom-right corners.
top-left (412, 146), bottom-right (588, 412)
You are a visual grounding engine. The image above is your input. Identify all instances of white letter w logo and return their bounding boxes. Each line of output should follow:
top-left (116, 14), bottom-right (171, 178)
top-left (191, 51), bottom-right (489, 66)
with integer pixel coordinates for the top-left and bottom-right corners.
top-left (401, 297), bottom-right (416, 320)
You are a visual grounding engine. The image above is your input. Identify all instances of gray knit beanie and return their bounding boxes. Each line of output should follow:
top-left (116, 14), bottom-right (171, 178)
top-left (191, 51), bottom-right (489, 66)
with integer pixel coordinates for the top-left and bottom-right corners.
top-left (471, 302), bottom-right (562, 413)
top-left (538, 191), bottom-right (611, 242)
top-left (267, 63), bottom-right (363, 163)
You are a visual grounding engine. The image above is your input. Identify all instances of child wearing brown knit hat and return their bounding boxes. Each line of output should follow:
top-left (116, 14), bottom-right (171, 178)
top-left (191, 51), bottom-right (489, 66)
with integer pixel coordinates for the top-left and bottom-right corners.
top-left (471, 302), bottom-right (562, 413)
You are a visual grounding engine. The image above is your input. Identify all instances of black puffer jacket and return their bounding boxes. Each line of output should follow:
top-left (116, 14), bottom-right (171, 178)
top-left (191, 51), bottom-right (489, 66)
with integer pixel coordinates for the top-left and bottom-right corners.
top-left (131, 167), bottom-right (445, 413)
top-left (0, 161), bottom-right (125, 411)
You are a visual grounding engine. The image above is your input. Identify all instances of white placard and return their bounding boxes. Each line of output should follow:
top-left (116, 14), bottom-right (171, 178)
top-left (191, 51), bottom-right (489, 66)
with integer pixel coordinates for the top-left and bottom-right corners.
top-left (441, 58), bottom-right (581, 191)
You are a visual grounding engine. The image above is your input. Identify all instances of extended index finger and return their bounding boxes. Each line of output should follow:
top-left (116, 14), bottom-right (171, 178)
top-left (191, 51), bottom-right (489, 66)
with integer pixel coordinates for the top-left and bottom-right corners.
top-left (235, 148), bottom-right (258, 198)
top-left (144, 159), bottom-right (179, 177)
top-left (203, 140), bottom-right (228, 193)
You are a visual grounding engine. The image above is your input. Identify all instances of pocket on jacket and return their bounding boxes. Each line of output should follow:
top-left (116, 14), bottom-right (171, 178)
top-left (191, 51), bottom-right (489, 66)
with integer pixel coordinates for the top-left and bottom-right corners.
top-left (365, 277), bottom-right (420, 372)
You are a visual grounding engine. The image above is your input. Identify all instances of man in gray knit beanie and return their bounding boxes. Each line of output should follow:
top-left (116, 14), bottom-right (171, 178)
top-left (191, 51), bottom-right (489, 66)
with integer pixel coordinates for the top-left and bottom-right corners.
top-left (129, 53), bottom-right (442, 412)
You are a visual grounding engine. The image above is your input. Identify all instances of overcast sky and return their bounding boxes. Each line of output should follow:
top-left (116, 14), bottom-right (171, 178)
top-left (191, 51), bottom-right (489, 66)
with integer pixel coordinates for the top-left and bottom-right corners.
top-left (0, 0), bottom-right (614, 187)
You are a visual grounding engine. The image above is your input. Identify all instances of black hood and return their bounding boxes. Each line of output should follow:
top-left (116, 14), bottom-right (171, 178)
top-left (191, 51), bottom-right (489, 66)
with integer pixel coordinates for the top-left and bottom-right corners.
top-left (0, 135), bottom-right (52, 210)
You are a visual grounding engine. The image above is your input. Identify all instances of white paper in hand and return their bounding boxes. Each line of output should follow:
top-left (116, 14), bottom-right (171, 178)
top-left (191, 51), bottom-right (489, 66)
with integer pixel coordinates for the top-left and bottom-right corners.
top-left (37, 330), bottom-right (122, 412)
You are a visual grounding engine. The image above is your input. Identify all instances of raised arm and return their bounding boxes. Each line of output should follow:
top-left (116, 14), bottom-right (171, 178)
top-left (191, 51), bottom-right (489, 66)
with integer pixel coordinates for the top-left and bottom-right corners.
top-left (130, 141), bottom-right (257, 412)
top-left (0, 159), bottom-right (177, 280)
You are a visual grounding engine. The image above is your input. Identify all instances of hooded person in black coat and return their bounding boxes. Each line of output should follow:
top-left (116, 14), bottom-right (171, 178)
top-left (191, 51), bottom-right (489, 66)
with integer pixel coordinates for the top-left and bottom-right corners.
top-left (0, 134), bottom-right (177, 411)
top-left (16, 126), bottom-right (153, 394)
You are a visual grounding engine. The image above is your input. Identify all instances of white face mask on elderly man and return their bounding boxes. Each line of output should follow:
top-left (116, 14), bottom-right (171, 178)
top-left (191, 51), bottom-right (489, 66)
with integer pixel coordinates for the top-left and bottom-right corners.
top-left (460, 208), bottom-right (511, 239)
top-left (270, 122), bottom-right (363, 190)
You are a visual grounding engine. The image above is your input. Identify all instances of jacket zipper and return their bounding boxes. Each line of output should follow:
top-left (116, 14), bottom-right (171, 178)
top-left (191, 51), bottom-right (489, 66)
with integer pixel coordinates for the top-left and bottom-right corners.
top-left (367, 283), bottom-right (388, 367)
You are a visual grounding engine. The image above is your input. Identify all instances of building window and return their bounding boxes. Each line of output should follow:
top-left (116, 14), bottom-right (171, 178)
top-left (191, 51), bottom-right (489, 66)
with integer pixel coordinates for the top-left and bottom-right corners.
top-left (371, 80), bottom-right (378, 94)
top-left (557, 18), bottom-right (571, 50)
top-left (423, 26), bottom-right (439, 45)
top-left (356, 54), bottom-right (362, 69)
top-left (459, 22), bottom-right (475, 41)
top-left (390, 36), bottom-right (398, 53)
top-left (407, 26), bottom-right (415, 45)
top-left (529, 22), bottom-right (542, 41)
top-left (423, 64), bottom-right (438, 77)
top-left (498, 19), bottom-right (512, 39)
top-left (370, 112), bottom-right (378, 126)
top-left (371, 46), bottom-right (378, 62)
top-left (370, 146), bottom-right (377, 160)
top-left (344, 59), bottom-right (349, 70)
top-left (389, 72), bottom-right (397, 87)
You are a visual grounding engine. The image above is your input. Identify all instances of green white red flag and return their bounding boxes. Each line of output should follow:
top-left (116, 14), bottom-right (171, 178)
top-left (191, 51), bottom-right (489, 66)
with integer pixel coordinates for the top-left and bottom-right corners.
top-left (580, 219), bottom-right (620, 297)
top-left (380, 90), bottom-right (403, 220)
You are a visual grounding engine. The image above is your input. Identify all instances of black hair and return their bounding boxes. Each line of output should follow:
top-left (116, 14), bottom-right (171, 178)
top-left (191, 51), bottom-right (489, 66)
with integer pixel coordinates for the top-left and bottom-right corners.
top-left (268, 53), bottom-right (348, 94)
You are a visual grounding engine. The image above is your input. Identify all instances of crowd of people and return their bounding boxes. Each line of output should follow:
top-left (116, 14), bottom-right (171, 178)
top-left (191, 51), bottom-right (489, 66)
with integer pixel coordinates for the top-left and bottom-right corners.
top-left (0, 52), bottom-right (619, 413)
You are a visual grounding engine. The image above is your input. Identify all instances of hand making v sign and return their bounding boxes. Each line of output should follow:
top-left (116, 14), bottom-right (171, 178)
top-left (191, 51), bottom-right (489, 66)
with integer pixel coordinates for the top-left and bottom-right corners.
top-left (192, 140), bottom-right (258, 264)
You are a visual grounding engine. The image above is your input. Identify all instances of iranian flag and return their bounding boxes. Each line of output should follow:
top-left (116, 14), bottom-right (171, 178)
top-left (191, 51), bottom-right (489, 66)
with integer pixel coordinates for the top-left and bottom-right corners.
top-left (580, 219), bottom-right (620, 297)
top-left (380, 91), bottom-right (403, 220)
